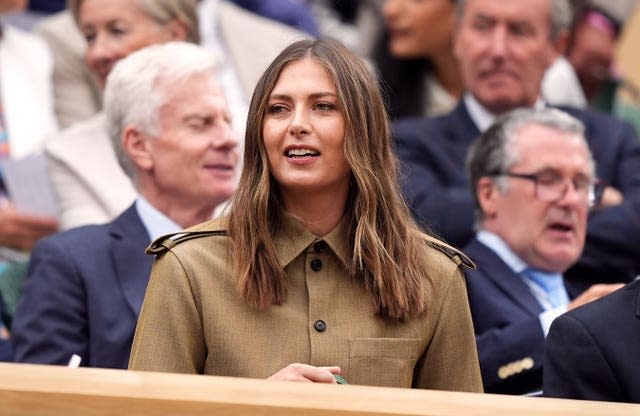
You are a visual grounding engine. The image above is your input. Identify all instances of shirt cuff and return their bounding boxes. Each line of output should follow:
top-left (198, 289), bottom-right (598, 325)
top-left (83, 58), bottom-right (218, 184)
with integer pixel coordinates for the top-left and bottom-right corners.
top-left (539, 306), bottom-right (567, 336)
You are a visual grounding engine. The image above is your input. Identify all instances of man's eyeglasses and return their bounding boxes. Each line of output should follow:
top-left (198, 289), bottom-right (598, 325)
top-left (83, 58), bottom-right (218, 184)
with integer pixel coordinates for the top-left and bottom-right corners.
top-left (490, 170), bottom-right (603, 207)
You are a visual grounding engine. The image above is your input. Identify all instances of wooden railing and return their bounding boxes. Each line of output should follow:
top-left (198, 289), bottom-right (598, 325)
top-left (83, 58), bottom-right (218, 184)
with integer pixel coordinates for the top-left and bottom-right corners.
top-left (0, 363), bottom-right (637, 415)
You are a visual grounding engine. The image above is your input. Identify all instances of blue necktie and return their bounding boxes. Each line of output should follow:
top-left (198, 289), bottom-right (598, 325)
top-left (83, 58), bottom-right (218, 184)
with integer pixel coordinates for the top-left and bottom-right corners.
top-left (522, 268), bottom-right (569, 309)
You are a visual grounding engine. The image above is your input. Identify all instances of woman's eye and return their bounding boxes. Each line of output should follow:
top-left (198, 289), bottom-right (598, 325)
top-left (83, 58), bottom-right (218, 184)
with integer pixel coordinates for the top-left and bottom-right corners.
top-left (82, 31), bottom-right (96, 44)
top-left (108, 21), bottom-right (129, 36)
top-left (269, 104), bottom-right (287, 114)
top-left (315, 102), bottom-right (334, 111)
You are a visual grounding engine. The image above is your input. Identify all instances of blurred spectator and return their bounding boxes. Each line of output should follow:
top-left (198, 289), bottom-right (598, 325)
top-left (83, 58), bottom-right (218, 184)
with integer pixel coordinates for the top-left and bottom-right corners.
top-left (36, 11), bottom-right (99, 129)
top-left (373, 0), bottom-right (460, 119)
top-left (44, 0), bottom-right (199, 231)
top-left (568, 0), bottom-right (637, 104)
top-left (568, 0), bottom-right (640, 133)
top-left (45, 0), bottom-right (307, 231)
top-left (544, 0), bottom-right (640, 133)
top-left (39, 0), bottom-right (309, 131)
top-left (0, 0), bottom-right (59, 321)
top-left (0, 0), bottom-right (59, 359)
top-left (394, 0), bottom-right (640, 286)
top-left (229, 0), bottom-right (318, 36)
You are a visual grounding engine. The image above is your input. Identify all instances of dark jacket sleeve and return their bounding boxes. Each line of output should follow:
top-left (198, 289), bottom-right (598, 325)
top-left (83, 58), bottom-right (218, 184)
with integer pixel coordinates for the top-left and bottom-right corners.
top-left (565, 108), bottom-right (640, 282)
top-left (12, 237), bottom-right (89, 365)
top-left (543, 313), bottom-right (624, 401)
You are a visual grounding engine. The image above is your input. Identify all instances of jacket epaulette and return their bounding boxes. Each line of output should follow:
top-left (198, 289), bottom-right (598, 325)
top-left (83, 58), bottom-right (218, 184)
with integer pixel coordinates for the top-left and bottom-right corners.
top-left (425, 235), bottom-right (476, 269)
top-left (145, 230), bottom-right (228, 256)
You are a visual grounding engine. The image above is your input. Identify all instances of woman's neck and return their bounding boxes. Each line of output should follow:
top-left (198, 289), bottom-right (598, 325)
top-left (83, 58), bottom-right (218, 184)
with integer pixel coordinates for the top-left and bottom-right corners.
top-left (282, 187), bottom-right (348, 236)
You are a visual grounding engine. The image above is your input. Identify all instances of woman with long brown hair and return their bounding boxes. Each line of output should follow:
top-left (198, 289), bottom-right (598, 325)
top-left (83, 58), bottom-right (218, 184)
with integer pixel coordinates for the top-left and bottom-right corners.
top-left (130, 39), bottom-right (482, 391)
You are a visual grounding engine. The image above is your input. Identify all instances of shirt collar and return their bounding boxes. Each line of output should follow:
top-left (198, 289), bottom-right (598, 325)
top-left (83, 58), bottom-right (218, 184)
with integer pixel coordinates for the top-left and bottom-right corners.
top-left (476, 230), bottom-right (528, 274)
top-left (463, 93), bottom-right (546, 133)
top-left (135, 197), bottom-right (182, 241)
top-left (274, 213), bottom-right (350, 268)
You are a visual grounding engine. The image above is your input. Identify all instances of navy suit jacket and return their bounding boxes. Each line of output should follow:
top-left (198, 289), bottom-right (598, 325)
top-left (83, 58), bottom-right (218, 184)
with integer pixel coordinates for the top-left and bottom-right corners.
top-left (463, 238), bottom-right (582, 395)
top-left (394, 101), bottom-right (640, 287)
top-left (12, 204), bottom-right (153, 368)
top-left (544, 278), bottom-right (640, 403)
top-left (0, 296), bottom-right (11, 361)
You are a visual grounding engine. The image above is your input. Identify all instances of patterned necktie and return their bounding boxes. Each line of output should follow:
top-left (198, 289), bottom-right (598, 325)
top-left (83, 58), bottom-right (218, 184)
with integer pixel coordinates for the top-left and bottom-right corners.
top-left (522, 268), bottom-right (569, 309)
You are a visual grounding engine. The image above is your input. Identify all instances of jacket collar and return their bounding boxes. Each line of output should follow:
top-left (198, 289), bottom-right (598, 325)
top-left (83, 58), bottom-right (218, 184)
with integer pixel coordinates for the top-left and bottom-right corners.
top-left (273, 213), bottom-right (349, 269)
top-left (466, 238), bottom-right (544, 315)
top-left (109, 204), bottom-right (154, 317)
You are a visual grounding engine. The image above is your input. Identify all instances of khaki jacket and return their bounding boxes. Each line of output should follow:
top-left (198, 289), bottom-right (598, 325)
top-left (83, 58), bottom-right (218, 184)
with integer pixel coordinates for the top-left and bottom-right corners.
top-left (130, 216), bottom-right (482, 392)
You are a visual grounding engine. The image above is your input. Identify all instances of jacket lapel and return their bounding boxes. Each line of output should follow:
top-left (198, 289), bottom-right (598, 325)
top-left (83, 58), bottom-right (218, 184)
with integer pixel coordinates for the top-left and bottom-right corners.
top-left (447, 101), bottom-right (481, 146)
top-left (109, 204), bottom-right (154, 317)
top-left (466, 239), bottom-right (544, 315)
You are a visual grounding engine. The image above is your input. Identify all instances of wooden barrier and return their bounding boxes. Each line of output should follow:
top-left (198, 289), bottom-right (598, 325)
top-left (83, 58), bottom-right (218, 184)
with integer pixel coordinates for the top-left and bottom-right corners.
top-left (0, 363), bottom-right (637, 415)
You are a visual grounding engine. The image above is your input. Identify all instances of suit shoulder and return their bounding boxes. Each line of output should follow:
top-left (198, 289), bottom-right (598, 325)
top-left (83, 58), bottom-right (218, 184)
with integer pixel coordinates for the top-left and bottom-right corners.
top-left (146, 218), bottom-right (228, 256)
top-left (33, 222), bottom-right (109, 255)
top-left (392, 113), bottom-right (458, 151)
top-left (422, 234), bottom-right (475, 270)
top-left (560, 106), bottom-right (636, 135)
top-left (393, 115), bottom-right (445, 136)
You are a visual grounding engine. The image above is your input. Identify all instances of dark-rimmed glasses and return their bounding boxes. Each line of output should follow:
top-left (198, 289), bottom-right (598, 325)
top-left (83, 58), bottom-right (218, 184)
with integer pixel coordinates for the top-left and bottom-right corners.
top-left (490, 170), bottom-right (603, 208)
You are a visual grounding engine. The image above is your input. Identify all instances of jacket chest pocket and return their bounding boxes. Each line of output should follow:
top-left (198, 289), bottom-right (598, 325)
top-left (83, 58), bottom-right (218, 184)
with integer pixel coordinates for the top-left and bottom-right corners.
top-left (348, 338), bottom-right (422, 387)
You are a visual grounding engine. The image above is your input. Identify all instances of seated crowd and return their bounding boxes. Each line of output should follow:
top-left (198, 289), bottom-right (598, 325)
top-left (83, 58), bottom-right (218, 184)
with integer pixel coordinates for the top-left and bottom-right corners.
top-left (0, 0), bottom-right (638, 405)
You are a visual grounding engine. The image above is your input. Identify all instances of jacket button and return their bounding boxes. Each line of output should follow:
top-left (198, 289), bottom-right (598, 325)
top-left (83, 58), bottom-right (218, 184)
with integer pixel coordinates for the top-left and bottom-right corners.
top-left (314, 320), bottom-right (327, 332)
top-left (313, 241), bottom-right (327, 253)
top-left (310, 258), bottom-right (323, 271)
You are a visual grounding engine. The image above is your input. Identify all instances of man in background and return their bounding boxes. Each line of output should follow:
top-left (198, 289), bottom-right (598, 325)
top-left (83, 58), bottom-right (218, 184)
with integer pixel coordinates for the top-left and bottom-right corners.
top-left (394, 0), bottom-right (640, 289)
top-left (464, 108), bottom-right (622, 394)
top-left (12, 42), bottom-right (239, 367)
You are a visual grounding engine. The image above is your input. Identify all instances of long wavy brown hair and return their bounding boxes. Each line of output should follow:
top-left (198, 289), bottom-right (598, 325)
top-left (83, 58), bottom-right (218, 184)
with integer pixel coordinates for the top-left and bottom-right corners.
top-left (228, 39), bottom-right (431, 321)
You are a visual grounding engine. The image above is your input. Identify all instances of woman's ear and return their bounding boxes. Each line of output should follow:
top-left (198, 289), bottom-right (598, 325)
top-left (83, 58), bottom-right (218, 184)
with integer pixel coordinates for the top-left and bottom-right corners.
top-left (166, 18), bottom-right (189, 41)
top-left (122, 126), bottom-right (154, 172)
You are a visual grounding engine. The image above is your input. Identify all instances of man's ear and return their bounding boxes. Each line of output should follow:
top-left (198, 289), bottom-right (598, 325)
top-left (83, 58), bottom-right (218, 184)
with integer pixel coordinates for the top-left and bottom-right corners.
top-left (122, 126), bottom-right (153, 172)
top-left (477, 177), bottom-right (499, 219)
top-left (166, 18), bottom-right (189, 41)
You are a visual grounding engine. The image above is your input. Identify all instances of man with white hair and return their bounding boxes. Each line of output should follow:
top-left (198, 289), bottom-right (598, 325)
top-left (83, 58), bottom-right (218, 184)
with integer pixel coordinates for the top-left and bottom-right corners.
top-left (12, 42), bottom-right (239, 368)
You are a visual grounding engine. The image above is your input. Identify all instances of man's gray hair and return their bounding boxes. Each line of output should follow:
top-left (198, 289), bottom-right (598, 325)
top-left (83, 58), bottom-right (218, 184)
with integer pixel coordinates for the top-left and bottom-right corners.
top-left (103, 41), bottom-right (218, 182)
top-left (466, 107), bottom-right (593, 227)
top-left (455, 0), bottom-right (573, 40)
top-left (68, 0), bottom-right (200, 43)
